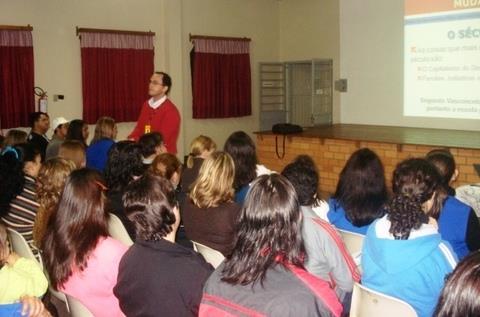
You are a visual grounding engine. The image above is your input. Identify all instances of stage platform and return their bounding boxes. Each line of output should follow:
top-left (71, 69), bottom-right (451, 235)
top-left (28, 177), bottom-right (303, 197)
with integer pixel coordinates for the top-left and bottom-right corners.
top-left (255, 124), bottom-right (480, 195)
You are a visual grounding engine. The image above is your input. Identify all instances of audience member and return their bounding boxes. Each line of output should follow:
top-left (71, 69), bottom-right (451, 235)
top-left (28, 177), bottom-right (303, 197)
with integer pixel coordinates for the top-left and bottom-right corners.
top-left (58, 140), bottom-right (86, 169)
top-left (182, 151), bottom-right (240, 256)
top-left (0, 144), bottom-right (41, 257)
top-left (3, 130), bottom-right (28, 148)
top-left (361, 158), bottom-right (457, 317)
top-left (42, 168), bottom-right (128, 316)
top-left (150, 153), bottom-right (182, 190)
top-left (426, 149), bottom-right (480, 259)
top-left (138, 132), bottom-right (166, 169)
top-left (180, 135), bottom-right (216, 202)
top-left (114, 174), bottom-right (213, 316)
top-left (328, 148), bottom-right (388, 234)
top-left (104, 141), bottom-right (144, 240)
top-left (86, 116), bottom-right (117, 172)
top-left (45, 117), bottom-right (69, 160)
top-left (33, 158), bottom-right (76, 247)
top-left (200, 174), bottom-right (342, 317)
top-left (434, 250), bottom-right (480, 317)
top-left (282, 155), bottom-right (360, 310)
top-left (66, 119), bottom-right (89, 147)
top-left (27, 112), bottom-right (50, 161)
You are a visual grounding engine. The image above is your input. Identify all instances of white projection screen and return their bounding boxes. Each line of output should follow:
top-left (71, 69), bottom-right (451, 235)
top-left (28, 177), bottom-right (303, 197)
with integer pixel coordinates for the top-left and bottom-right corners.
top-left (404, 0), bottom-right (480, 119)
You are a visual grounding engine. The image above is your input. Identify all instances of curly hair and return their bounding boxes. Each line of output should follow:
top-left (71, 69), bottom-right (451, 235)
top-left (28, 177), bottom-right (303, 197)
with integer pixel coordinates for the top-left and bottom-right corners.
top-left (104, 141), bottom-right (144, 193)
top-left (434, 251), bottom-right (480, 317)
top-left (190, 151), bottom-right (235, 208)
top-left (0, 143), bottom-right (40, 217)
top-left (387, 158), bottom-right (440, 240)
top-left (34, 158), bottom-right (76, 247)
top-left (123, 174), bottom-right (178, 241)
top-left (224, 131), bottom-right (257, 190)
top-left (221, 174), bottom-right (304, 286)
top-left (281, 155), bottom-right (320, 206)
top-left (333, 148), bottom-right (388, 227)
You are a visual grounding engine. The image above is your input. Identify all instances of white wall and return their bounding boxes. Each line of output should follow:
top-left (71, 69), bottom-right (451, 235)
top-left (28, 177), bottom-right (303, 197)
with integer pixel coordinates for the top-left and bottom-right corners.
top-left (339, 0), bottom-right (480, 131)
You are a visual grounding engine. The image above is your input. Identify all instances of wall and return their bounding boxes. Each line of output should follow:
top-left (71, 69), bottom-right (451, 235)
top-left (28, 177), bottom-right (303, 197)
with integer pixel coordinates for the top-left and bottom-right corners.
top-left (0, 0), bottom-right (281, 156)
top-left (278, 0), bottom-right (341, 123)
top-left (339, 0), bottom-right (480, 131)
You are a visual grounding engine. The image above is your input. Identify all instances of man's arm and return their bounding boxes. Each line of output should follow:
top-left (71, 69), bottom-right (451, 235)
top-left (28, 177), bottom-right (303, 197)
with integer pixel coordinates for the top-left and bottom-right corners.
top-left (128, 103), bottom-right (147, 141)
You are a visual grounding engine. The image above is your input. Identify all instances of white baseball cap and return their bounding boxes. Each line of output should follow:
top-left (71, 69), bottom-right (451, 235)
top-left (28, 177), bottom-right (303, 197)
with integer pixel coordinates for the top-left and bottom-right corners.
top-left (52, 117), bottom-right (69, 130)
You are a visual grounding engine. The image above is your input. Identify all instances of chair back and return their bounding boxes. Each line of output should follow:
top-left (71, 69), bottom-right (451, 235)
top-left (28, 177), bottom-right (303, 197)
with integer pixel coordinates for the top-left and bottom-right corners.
top-left (192, 241), bottom-right (225, 268)
top-left (107, 213), bottom-right (134, 246)
top-left (350, 283), bottom-right (417, 317)
top-left (7, 228), bottom-right (43, 268)
top-left (66, 295), bottom-right (94, 317)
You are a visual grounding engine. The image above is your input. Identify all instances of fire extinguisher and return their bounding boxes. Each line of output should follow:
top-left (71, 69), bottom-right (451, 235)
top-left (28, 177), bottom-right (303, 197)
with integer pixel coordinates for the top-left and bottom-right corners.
top-left (34, 86), bottom-right (48, 113)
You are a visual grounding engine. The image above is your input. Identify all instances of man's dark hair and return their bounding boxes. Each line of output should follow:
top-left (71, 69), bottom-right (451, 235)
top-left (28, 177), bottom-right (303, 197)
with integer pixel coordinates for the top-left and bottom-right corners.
top-left (138, 132), bottom-right (163, 158)
top-left (155, 71), bottom-right (172, 94)
top-left (29, 112), bottom-right (49, 128)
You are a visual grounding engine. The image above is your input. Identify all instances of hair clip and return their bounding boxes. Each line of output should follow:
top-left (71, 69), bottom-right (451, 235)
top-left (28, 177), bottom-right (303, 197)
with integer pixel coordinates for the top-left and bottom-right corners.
top-left (94, 180), bottom-right (108, 191)
top-left (0, 146), bottom-right (19, 160)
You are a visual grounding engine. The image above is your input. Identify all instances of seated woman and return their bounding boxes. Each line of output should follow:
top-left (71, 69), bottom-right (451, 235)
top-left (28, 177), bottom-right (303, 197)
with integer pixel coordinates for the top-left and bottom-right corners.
top-left (200, 174), bottom-right (342, 317)
top-left (282, 155), bottom-right (360, 309)
top-left (426, 149), bottom-right (480, 260)
top-left (2, 130), bottom-right (28, 148)
top-left (328, 148), bottom-right (388, 234)
top-left (434, 250), bottom-right (480, 317)
top-left (180, 135), bottom-right (216, 202)
top-left (361, 158), bottom-right (457, 317)
top-left (33, 158), bottom-right (76, 248)
top-left (58, 140), bottom-right (86, 169)
top-left (138, 132), bottom-right (166, 169)
top-left (114, 174), bottom-right (213, 316)
top-left (42, 169), bottom-right (128, 317)
top-left (65, 119), bottom-right (89, 148)
top-left (150, 153), bottom-right (182, 191)
top-left (105, 141), bottom-right (145, 240)
top-left (0, 223), bottom-right (48, 312)
top-left (0, 144), bottom-right (42, 257)
top-left (86, 116), bottom-right (117, 172)
top-left (182, 151), bottom-right (240, 256)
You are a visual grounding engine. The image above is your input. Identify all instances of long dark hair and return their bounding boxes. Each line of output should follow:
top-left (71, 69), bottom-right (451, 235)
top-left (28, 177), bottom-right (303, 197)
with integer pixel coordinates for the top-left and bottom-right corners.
top-left (66, 119), bottom-right (87, 147)
top-left (221, 174), bottom-right (304, 286)
top-left (434, 251), bottom-right (480, 317)
top-left (0, 143), bottom-right (40, 217)
top-left (42, 168), bottom-right (108, 289)
top-left (387, 158), bottom-right (440, 240)
top-left (104, 141), bottom-right (144, 193)
top-left (333, 148), bottom-right (388, 226)
top-left (224, 131), bottom-right (257, 190)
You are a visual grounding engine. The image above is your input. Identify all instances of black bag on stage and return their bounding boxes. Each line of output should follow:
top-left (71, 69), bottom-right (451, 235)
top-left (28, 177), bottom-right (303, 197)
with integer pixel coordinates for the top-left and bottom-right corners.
top-left (271, 123), bottom-right (303, 159)
top-left (272, 123), bottom-right (303, 135)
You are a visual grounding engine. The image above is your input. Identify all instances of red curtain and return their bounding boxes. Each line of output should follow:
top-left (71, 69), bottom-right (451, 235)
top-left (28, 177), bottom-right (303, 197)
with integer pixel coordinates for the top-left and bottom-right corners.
top-left (191, 39), bottom-right (251, 118)
top-left (0, 30), bottom-right (34, 129)
top-left (80, 32), bottom-right (154, 124)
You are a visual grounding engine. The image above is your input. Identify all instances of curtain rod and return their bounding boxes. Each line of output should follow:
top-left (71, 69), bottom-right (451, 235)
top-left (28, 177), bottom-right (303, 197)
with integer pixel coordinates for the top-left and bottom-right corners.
top-left (189, 33), bottom-right (251, 42)
top-left (0, 24), bottom-right (33, 31)
top-left (76, 27), bottom-right (155, 37)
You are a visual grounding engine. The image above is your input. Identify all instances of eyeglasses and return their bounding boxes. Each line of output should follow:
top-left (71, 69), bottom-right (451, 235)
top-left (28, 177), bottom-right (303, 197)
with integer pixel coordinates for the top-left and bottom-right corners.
top-left (149, 80), bottom-right (164, 86)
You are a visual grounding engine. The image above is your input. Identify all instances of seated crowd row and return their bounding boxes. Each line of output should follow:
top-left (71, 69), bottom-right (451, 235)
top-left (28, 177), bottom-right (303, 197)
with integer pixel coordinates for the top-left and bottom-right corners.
top-left (0, 115), bottom-right (479, 317)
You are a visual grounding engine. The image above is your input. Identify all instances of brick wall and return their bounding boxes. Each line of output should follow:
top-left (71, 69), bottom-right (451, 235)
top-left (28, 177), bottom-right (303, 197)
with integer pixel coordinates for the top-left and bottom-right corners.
top-left (256, 134), bottom-right (480, 195)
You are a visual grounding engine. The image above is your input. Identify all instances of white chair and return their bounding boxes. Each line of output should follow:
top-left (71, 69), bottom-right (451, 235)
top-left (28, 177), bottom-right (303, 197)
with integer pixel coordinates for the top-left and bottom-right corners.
top-left (66, 295), bottom-right (94, 317)
top-left (108, 213), bottom-right (134, 246)
top-left (337, 229), bottom-right (364, 267)
top-left (6, 228), bottom-right (43, 268)
top-left (350, 283), bottom-right (417, 317)
top-left (192, 241), bottom-right (225, 268)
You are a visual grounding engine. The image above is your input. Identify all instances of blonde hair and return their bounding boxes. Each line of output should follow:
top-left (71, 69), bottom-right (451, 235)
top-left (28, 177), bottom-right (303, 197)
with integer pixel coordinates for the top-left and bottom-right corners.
top-left (58, 140), bottom-right (86, 169)
top-left (186, 135), bottom-right (216, 168)
top-left (3, 129), bottom-right (28, 147)
top-left (150, 153), bottom-right (182, 181)
top-left (34, 158), bottom-right (76, 247)
top-left (91, 116), bottom-right (116, 144)
top-left (190, 151), bottom-right (235, 208)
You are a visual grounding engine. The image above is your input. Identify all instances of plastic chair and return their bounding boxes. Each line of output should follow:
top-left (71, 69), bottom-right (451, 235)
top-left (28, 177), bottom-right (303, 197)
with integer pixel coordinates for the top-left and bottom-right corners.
top-left (107, 213), bottom-right (134, 246)
top-left (350, 283), bottom-right (417, 317)
top-left (66, 295), bottom-right (94, 317)
top-left (192, 241), bottom-right (225, 268)
top-left (337, 229), bottom-right (365, 267)
top-left (6, 228), bottom-right (43, 268)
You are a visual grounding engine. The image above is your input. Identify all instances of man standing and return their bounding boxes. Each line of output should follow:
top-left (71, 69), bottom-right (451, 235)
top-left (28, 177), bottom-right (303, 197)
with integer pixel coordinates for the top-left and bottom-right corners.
top-left (45, 117), bottom-right (69, 160)
top-left (128, 72), bottom-right (181, 154)
top-left (27, 112), bottom-right (50, 161)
